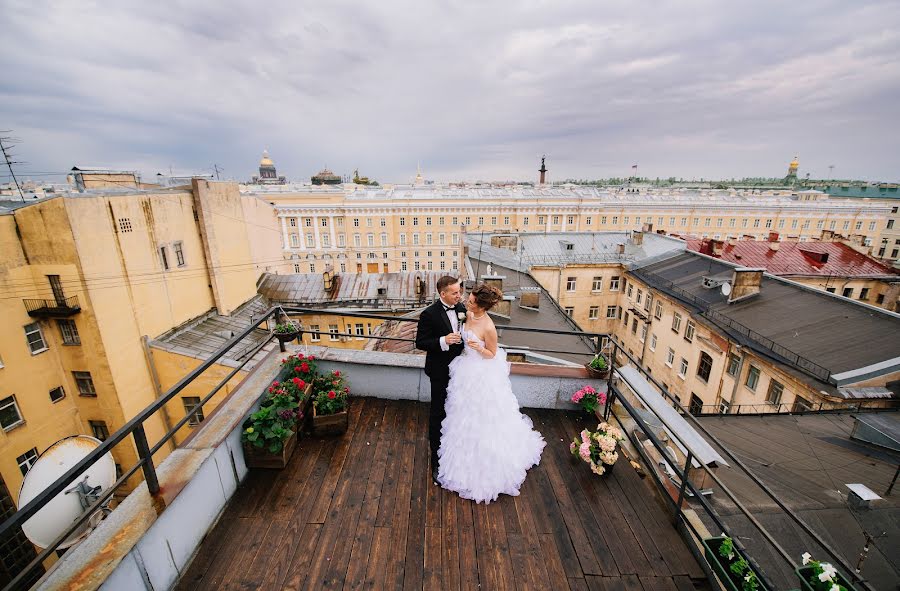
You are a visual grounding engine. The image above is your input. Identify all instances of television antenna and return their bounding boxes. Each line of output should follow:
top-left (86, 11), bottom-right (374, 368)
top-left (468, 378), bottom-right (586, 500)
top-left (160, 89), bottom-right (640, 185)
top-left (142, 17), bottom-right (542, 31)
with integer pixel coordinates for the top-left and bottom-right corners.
top-left (18, 436), bottom-right (116, 549)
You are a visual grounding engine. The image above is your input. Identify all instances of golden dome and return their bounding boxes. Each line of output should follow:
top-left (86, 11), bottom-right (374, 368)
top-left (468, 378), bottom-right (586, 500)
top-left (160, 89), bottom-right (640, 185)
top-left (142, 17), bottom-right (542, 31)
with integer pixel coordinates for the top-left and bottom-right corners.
top-left (789, 156), bottom-right (799, 168)
top-left (260, 150), bottom-right (274, 167)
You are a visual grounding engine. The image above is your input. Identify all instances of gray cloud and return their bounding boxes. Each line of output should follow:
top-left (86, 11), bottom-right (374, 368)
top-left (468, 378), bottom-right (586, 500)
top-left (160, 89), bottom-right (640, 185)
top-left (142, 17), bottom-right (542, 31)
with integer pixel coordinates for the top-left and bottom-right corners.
top-left (1, 0), bottom-right (898, 184)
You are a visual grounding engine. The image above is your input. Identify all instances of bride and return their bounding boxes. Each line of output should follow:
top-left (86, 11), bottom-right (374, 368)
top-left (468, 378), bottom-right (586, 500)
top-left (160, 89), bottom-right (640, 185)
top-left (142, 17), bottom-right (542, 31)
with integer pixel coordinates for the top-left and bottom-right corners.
top-left (437, 283), bottom-right (546, 504)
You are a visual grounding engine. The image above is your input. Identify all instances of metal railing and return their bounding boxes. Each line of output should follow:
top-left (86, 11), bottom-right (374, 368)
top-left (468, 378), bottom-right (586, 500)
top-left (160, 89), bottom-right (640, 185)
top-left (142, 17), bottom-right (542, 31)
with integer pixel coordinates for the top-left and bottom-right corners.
top-left (0, 307), bottom-right (281, 591)
top-left (630, 268), bottom-right (832, 383)
top-left (695, 400), bottom-right (899, 416)
top-left (22, 295), bottom-right (81, 316)
top-left (602, 339), bottom-right (877, 591)
top-left (0, 306), bottom-right (879, 590)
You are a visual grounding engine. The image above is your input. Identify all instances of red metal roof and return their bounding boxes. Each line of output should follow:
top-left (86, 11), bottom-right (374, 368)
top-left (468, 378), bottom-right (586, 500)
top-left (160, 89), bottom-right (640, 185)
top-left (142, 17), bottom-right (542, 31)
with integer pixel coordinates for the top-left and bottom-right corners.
top-left (687, 239), bottom-right (899, 277)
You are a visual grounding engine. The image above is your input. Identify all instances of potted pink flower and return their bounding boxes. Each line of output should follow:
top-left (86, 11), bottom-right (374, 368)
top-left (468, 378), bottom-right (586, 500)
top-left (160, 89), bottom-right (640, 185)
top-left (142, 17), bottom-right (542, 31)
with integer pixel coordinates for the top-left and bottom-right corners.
top-left (569, 422), bottom-right (626, 476)
top-left (571, 385), bottom-right (606, 415)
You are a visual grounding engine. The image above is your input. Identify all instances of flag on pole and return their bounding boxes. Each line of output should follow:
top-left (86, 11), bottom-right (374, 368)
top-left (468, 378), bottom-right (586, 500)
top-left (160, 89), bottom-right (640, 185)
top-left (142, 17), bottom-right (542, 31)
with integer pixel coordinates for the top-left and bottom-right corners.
top-left (631, 164), bottom-right (638, 170)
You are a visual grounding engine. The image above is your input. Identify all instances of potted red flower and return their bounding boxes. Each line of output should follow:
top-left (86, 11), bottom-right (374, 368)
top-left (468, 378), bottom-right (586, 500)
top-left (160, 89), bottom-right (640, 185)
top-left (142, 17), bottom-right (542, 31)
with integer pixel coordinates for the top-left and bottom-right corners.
top-left (312, 373), bottom-right (350, 436)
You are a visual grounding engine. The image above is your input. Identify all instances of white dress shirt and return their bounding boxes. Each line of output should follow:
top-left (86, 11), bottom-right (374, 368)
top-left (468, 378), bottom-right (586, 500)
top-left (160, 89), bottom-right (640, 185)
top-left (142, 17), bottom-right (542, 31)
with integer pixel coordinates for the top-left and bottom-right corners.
top-left (438, 298), bottom-right (459, 351)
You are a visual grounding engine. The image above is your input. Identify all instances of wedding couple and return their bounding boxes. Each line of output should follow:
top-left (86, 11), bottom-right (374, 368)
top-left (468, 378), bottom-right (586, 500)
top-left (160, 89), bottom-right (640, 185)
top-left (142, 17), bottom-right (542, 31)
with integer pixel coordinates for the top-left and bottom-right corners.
top-left (416, 276), bottom-right (546, 504)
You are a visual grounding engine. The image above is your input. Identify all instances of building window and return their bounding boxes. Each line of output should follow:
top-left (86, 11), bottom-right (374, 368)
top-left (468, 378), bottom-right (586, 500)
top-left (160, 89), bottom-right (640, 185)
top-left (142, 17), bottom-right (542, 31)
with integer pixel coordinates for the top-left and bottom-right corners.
top-left (355, 323), bottom-right (365, 338)
top-left (649, 333), bottom-right (657, 351)
top-left (859, 288), bottom-right (870, 300)
top-left (627, 284), bottom-right (633, 298)
top-left (842, 287), bottom-right (853, 298)
top-left (684, 320), bottom-right (695, 342)
top-left (17, 448), bottom-right (39, 476)
top-left (49, 386), bottom-right (66, 403)
top-left (631, 318), bottom-right (638, 334)
top-left (293, 264), bottom-right (300, 273)
top-left (290, 234), bottom-right (299, 248)
top-left (689, 394), bottom-right (704, 416)
top-left (592, 276), bottom-right (603, 291)
top-left (654, 300), bottom-right (663, 320)
top-left (636, 289), bottom-right (643, 305)
top-left (183, 396), bottom-right (204, 426)
top-left (329, 325), bottom-right (340, 341)
top-left (566, 277), bottom-right (576, 291)
top-left (766, 380), bottom-right (784, 406)
top-left (89, 420), bottom-right (110, 441)
top-left (697, 352), bottom-right (713, 382)
top-left (57, 319), bottom-right (80, 345)
top-left (0, 395), bottom-right (24, 430)
top-left (588, 306), bottom-right (599, 320)
top-left (606, 306), bottom-right (617, 319)
top-left (309, 263), bottom-right (316, 273)
top-left (609, 276), bottom-right (620, 291)
top-left (174, 242), bottom-right (186, 266)
top-left (671, 313), bottom-right (682, 333)
top-left (322, 234), bottom-right (331, 247)
top-left (159, 246), bottom-right (170, 270)
top-left (727, 354), bottom-right (740, 376)
top-left (876, 294), bottom-right (885, 304)
top-left (678, 358), bottom-right (688, 378)
top-left (745, 365), bottom-right (760, 391)
top-left (73, 371), bottom-right (97, 396)
top-left (24, 322), bottom-right (48, 354)
top-left (639, 324), bottom-right (647, 342)
top-left (309, 325), bottom-right (321, 342)
top-left (564, 307), bottom-right (574, 317)
top-left (666, 348), bottom-right (675, 367)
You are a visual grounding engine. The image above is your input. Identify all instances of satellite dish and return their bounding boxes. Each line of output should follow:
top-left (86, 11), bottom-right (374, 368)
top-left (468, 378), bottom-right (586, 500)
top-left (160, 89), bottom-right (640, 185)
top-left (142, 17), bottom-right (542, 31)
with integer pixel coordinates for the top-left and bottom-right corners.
top-left (18, 436), bottom-right (116, 549)
top-left (721, 282), bottom-right (732, 297)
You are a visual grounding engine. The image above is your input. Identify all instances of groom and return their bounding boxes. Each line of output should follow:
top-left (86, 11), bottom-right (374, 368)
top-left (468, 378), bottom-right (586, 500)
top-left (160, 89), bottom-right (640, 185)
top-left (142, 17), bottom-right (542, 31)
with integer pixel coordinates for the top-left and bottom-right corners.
top-left (415, 275), bottom-right (466, 485)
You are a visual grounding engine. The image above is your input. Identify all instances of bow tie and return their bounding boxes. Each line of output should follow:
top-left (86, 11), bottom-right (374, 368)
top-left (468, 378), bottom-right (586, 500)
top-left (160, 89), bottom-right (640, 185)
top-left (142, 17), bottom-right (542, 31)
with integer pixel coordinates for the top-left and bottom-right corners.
top-left (442, 304), bottom-right (455, 312)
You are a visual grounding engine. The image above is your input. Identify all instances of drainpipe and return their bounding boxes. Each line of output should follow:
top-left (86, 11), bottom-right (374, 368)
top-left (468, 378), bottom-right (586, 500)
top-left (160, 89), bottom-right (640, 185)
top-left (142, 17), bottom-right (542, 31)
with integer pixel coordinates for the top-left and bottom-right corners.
top-left (141, 335), bottom-right (178, 452)
top-left (714, 340), bottom-right (731, 412)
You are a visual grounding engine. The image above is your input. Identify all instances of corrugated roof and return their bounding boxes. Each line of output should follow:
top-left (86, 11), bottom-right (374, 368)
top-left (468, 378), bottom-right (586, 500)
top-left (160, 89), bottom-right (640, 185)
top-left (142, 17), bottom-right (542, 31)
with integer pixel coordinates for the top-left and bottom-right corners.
top-left (688, 239), bottom-right (899, 277)
top-left (258, 271), bottom-right (457, 307)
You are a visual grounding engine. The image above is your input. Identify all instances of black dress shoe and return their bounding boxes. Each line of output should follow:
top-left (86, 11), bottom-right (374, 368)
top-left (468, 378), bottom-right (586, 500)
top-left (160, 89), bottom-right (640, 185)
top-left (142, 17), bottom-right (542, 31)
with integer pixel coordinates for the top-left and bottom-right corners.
top-left (432, 466), bottom-right (440, 486)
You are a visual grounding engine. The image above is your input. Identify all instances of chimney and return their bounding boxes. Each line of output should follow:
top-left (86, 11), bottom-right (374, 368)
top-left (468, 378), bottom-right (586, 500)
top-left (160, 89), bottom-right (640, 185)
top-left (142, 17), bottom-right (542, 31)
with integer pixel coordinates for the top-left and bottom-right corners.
top-left (483, 275), bottom-right (504, 292)
top-left (711, 239), bottom-right (724, 256)
top-left (728, 268), bottom-right (764, 303)
top-left (768, 232), bottom-right (779, 242)
top-left (631, 231), bottom-right (644, 246)
top-left (519, 286), bottom-right (541, 309)
top-left (642, 222), bottom-right (654, 233)
top-left (616, 243), bottom-right (626, 255)
top-left (769, 241), bottom-right (780, 252)
top-left (820, 230), bottom-right (835, 242)
top-left (727, 236), bottom-right (737, 246)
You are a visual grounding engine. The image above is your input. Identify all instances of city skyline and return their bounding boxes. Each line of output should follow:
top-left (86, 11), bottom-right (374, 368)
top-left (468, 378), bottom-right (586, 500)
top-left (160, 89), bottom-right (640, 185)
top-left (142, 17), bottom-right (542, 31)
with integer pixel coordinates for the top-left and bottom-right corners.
top-left (2, 1), bottom-right (899, 184)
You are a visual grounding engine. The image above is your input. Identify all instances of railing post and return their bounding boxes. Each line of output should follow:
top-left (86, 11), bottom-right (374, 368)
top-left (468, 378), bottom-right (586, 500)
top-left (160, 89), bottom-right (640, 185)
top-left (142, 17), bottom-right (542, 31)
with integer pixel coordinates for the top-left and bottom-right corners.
top-left (133, 425), bottom-right (160, 495)
top-left (674, 451), bottom-right (693, 525)
top-left (604, 341), bottom-right (617, 421)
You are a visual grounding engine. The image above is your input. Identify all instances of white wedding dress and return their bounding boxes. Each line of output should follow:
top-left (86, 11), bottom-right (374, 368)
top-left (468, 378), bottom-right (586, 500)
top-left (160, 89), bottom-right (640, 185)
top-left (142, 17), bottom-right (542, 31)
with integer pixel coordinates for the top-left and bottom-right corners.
top-left (437, 329), bottom-right (546, 504)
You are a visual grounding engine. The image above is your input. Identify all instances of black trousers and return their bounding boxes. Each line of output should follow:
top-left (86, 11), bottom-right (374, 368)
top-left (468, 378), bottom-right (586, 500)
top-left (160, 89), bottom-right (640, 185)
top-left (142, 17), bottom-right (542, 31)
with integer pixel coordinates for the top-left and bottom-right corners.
top-left (428, 375), bottom-right (450, 469)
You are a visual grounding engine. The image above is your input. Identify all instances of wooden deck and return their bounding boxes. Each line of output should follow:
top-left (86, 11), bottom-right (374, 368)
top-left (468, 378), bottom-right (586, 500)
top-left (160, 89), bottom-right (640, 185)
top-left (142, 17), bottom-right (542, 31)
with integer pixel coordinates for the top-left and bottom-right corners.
top-left (177, 398), bottom-right (709, 590)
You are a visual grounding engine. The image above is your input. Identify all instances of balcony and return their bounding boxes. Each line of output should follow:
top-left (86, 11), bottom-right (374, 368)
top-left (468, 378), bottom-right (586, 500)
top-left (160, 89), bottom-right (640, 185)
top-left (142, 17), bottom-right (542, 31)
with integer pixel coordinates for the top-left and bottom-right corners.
top-left (2, 307), bottom-right (885, 591)
top-left (23, 296), bottom-right (81, 318)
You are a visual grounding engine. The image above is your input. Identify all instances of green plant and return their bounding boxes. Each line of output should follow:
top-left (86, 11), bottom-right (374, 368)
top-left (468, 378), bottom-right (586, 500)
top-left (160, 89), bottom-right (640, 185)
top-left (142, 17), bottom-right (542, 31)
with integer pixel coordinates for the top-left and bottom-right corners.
top-left (571, 385), bottom-right (607, 414)
top-left (717, 536), bottom-right (760, 591)
top-left (273, 321), bottom-right (299, 334)
top-left (314, 383), bottom-right (350, 416)
top-left (282, 352), bottom-right (317, 382)
top-left (588, 354), bottom-right (608, 371)
top-left (800, 553), bottom-right (849, 591)
top-left (242, 393), bottom-right (300, 454)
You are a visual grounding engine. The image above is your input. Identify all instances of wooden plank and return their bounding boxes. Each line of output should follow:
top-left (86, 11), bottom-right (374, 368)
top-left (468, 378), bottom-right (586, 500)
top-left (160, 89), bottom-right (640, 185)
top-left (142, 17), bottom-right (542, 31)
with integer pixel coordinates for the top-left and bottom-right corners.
top-left (507, 533), bottom-right (533, 591)
top-left (569, 577), bottom-right (591, 591)
top-left (263, 522), bottom-right (321, 590)
top-left (236, 468), bottom-right (278, 517)
top-left (472, 502), bottom-right (498, 591)
top-left (306, 398), bottom-right (366, 523)
top-left (232, 518), bottom-right (288, 589)
top-left (385, 440), bottom-right (416, 589)
top-left (194, 519), bottom-right (251, 590)
top-left (174, 514), bottom-right (243, 590)
top-left (484, 501), bottom-right (516, 591)
top-left (271, 437), bottom-right (325, 516)
top-left (288, 432), bottom-right (338, 524)
top-left (585, 576), bottom-right (625, 591)
top-left (363, 526), bottom-right (393, 590)
top-left (402, 406), bottom-right (429, 591)
top-left (498, 495), bottom-right (522, 535)
top-left (456, 499), bottom-right (480, 591)
top-left (538, 532), bottom-right (574, 591)
top-left (671, 575), bottom-right (698, 591)
top-left (375, 402), bottom-right (411, 527)
top-left (424, 525), bottom-right (444, 589)
top-left (215, 516), bottom-right (270, 589)
top-left (603, 469), bottom-right (669, 577)
top-left (639, 576), bottom-right (678, 591)
top-left (512, 495), bottom-right (553, 590)
top-left (621, 574), bottom-right (645, 591)
top-left (441, 488), bottom-right (461, 591)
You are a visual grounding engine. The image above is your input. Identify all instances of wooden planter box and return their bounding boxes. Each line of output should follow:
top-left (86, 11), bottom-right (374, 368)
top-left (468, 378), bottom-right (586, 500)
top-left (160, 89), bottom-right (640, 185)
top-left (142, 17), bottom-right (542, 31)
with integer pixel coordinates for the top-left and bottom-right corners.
top-left (243, 431), bottom-right (297, 469)
top-left (702, 537), bottom-right (771, 591)
top-left (796, 565), bottom-right (858, 591)
top-left (312, 406), bottom-right (349, 436)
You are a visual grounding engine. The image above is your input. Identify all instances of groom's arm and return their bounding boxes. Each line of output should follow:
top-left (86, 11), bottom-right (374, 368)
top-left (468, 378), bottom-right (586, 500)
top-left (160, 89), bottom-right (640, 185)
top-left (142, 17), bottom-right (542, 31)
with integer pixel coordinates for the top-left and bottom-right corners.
top-left (415, 310), bottom-right (444, 353)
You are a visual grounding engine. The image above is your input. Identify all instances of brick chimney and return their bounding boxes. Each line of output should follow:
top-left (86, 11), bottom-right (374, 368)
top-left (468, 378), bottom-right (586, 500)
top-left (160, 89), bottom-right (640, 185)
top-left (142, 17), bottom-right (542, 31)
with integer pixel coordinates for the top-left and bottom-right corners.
top-left (711, 239), bottom-right (724, 256)
top-left (631, 230), bottom-right (644, 246)
top-left (768, 232), bottom-right (779, 242)
top-left (728, 268), bottom-right (764, 304)
top-left (519, 286), bottom-right (541, 309)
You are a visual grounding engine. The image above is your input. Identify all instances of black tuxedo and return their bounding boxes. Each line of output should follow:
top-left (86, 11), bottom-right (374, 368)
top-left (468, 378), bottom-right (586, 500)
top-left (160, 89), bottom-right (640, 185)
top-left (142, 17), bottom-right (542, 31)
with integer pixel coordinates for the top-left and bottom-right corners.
top-left (416, 300), bottom-right (466, 470)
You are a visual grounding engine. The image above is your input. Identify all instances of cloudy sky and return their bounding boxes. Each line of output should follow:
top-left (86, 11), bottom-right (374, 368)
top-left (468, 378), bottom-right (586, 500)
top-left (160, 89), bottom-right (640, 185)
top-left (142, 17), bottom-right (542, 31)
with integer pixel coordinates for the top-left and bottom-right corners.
top-left (2, 0), bottom-right (899, 184)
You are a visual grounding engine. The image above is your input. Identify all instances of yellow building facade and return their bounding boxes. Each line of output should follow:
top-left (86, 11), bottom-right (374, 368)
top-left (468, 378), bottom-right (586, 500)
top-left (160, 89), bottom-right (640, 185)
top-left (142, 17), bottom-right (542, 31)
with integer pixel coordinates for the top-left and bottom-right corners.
top-left (0, 180), bottom-right (287, 509)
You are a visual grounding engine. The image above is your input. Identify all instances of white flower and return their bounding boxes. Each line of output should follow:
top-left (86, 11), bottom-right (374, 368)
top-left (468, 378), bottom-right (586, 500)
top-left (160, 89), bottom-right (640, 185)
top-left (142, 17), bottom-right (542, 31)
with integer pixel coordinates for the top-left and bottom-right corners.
top-left (744, 573), bottom-right (752, 582)
top-left (818, 563), bottom-right (837, 582)
top-left (830, 585), bottom-right (840, 591)
top-left (801, 552), bottom-right (812, 565)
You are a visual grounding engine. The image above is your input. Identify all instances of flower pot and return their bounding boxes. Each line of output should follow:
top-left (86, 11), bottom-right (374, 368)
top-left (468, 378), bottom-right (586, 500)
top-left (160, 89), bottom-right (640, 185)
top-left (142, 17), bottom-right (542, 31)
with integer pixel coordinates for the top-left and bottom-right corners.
top-left (274, 330), bottom-right (301, 344)
top-left (584, 360), bottom-right (610, 379)
top-left (312, 405), bottom-right (349, 436)
top-left (702, 537), bottom-right (771, 591)
top-left (795, 565), bottom-right (858, 591)
top-left (243, 431), bottom-right (297, 469)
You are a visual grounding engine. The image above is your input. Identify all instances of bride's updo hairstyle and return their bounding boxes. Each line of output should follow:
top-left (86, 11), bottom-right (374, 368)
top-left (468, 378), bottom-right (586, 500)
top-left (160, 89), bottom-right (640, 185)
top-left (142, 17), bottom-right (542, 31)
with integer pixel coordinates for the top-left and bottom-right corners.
top-left (471, 283), bottom-right (502, 311)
